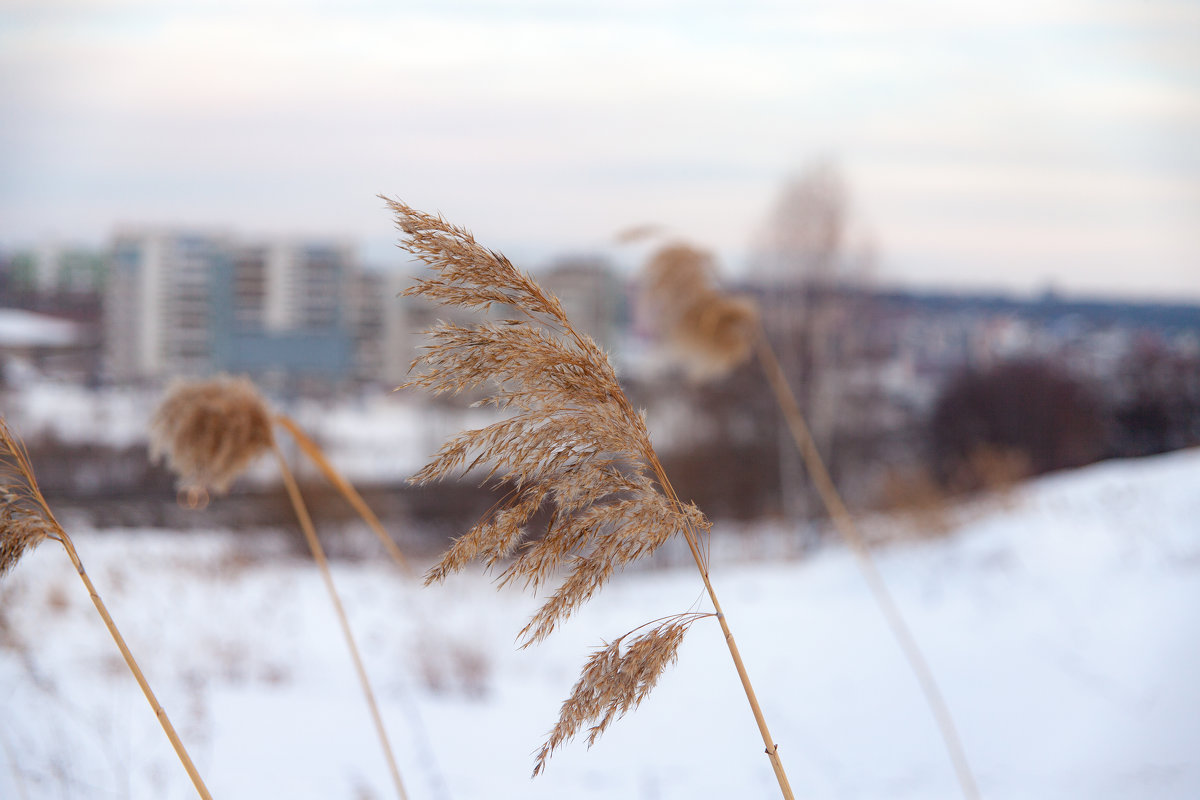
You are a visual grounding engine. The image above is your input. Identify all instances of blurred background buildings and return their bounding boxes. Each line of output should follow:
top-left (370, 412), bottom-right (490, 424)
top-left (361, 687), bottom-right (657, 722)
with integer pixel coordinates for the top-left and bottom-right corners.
top-left (103, 232), bottom-right (356, 388)
top-left (0, 0), bottom-right (1197, 536)
top-left (1, 222), bottom-right (1197, 538)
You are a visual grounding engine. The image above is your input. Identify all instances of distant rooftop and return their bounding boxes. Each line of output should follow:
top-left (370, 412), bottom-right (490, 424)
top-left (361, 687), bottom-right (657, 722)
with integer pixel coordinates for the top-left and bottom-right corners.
top-left (873, 288), bottom-right (1200, 332)
top-left (0, 308), bottom-right (81, 347)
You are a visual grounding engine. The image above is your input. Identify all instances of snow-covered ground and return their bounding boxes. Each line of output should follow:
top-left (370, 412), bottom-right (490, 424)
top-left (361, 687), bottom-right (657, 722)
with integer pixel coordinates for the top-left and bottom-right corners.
top-left (1, 448), bottom-right (1197, 799)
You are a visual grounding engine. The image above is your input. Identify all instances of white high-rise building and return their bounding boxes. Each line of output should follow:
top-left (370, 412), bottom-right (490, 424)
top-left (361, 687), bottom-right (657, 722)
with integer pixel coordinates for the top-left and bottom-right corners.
top-left (233, 240), bottom-right (351, 333)
top-left (103, 231), bottom-right (356, 385)
top-left (104, 229), bottom-right (230, 383)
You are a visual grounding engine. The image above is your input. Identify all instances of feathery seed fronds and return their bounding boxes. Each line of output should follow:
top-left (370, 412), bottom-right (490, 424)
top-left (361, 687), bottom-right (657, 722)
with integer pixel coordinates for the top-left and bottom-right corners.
top-left (386, 196), bottom-right (710, 649)
top-left (382, 197), bottom-right (794, 793)
top-left (533, 614), bottom-right (707, 776)
top-left (0, 418), bottom-right (61, 576)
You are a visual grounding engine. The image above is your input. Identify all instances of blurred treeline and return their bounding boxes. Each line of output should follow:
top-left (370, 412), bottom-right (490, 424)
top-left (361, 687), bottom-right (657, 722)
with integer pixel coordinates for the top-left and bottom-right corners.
top-left (635, 314), bottom-right (1200, 523)
top-left (8, 302), bottom-right (1199, 554)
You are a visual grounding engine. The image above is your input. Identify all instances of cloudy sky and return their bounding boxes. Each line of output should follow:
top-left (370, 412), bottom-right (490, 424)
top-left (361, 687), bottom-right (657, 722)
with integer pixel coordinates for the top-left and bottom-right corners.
top-left (2, 0), bottom-right (1198, 299)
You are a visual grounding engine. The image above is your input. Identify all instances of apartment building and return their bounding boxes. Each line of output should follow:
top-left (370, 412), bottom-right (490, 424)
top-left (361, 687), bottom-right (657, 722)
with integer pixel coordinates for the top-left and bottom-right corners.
top-left (105, 229), bottom-right (229, 382)
top-left (103, 230), bottom-right (355, 386)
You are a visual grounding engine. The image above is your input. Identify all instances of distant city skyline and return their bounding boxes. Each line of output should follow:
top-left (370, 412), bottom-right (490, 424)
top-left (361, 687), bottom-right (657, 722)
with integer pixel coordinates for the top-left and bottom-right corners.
top-left (2, 0), bottom-right (1197, 301)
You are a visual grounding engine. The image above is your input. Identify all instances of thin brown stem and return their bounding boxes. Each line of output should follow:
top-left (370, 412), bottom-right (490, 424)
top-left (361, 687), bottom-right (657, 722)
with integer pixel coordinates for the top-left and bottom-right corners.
top-left (274, 414), bottom-right (413, 577)
top-left (646, 455), bottom-right (795, 800)
top-left (752, 324), bottom-right (981, 800)
top-left (4, 418), bottom-right (211, 797)
top-left (273, 445), bottom-right (409, 800)
top-left (55, 534), bottom-right (213, 800)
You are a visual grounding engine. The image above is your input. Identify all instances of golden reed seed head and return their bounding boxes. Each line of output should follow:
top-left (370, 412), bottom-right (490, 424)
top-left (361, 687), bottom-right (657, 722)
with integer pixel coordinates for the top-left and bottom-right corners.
top-left (641, 243), bottom-right (759, 379)
top-left (149, 375), bottom-right (275, 495)
top-left (533, 615), bottom-right (698, 776)
top-left (0, 419), bottom-right (60, 576)
top-left (383, 197), bottom-right (713, 772)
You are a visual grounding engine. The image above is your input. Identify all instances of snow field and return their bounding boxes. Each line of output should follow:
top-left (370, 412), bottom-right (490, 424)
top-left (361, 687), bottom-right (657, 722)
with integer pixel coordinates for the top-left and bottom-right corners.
top-left (0, 448), bottom-right (1197, 799)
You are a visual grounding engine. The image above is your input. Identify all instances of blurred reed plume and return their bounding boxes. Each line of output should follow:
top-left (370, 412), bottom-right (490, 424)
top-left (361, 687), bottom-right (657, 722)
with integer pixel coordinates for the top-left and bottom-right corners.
top-left (642, 243), bottom-right (758, 379)
top-left (149, 374), bottom-right (409, 573)
top-left (149, 376), bottom-right (410, 800)
top-left (0, 417), bottom-right (213, 799)
top-left (639, 242), bottom-right (981, 800)
top-left (383, 196), bottom-right (793, 794)
top-left (150, 374), bottom-right (275, 497)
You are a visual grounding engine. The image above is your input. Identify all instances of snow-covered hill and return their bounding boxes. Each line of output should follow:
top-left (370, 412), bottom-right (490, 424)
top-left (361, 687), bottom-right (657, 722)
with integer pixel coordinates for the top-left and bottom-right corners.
top-left (1, 448), bottom-right (1197, 799)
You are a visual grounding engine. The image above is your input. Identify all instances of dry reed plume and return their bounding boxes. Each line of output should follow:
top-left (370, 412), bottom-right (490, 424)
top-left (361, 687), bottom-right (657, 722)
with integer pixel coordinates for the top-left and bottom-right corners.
top-left (640, 242), bottom-right (982, 800)
top-left (642, 243), bottom-right (759, 379)
top-left (383, 196), bottom-right (793, 794)
top-left (150, 374), bottom-right (275, 496)
top-left (149, 375), bottom-right (410, 799)
top-left (0, 416), bottom-right (213, 799)
top-left (537, 613), bottom-right (703, 768)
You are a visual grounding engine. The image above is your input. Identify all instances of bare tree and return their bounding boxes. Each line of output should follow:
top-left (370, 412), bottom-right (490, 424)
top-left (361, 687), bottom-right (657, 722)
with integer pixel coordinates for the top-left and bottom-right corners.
top-left (758, 160), bottom-right (848, 287)
top-left (754, 159), bottom-right (875, 520)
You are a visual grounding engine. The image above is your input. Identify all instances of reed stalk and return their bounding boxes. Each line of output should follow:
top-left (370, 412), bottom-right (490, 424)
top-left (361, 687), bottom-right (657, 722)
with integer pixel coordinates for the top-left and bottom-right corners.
top-left (751, 326), bottom-right (981, 800)
top-left (1, 418), bottom-right (212, 799)
top-left (274, 414), bottom-right (412, 576)
top-left (274, 417), bottom-right (450, 795)
top-left (273, 444), bottom-right (409, 800)
top-left (654, 461), bottom-right (794, 796)
top-left (638, 242), bottom-right (981, 799)
top-left (56, 534), bottom-right (214, 799)
top-left (149, 376), bottom-right (410, 799)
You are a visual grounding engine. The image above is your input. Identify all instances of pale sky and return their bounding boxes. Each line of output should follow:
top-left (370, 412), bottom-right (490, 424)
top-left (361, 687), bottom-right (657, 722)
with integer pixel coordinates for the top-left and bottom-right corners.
top-left (2, 0), bottom-right (1198, 300)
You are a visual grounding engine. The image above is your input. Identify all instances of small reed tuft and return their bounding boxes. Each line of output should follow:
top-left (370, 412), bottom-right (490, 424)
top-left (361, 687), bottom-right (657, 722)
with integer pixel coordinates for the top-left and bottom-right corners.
top-left (534, 614), bottom-right (704, 776)
top-left (642, 243), bottom-right (758, 379)
top-left (149, 374), bottom-right (275, 494)
top-left (0, 420), bottom-right (60, 576)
